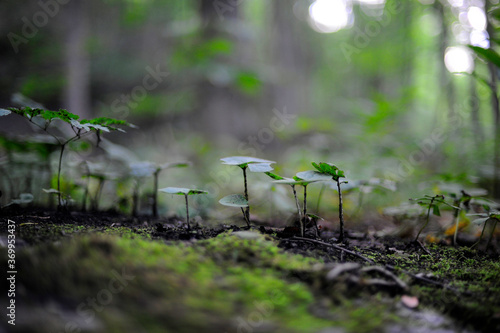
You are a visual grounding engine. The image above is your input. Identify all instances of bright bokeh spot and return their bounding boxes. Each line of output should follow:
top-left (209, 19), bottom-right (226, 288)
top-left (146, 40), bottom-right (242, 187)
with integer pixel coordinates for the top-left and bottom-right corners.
top-left (467, 6), bottom-right (487, 31)
top-left (308, 0), bottom-right (352, 33)
top-left (444, 46), bottom-right (474, 74)
top-left (470, 29), bottom-right (490, 48)
top-left (357, 0), bottom-right (386, 5)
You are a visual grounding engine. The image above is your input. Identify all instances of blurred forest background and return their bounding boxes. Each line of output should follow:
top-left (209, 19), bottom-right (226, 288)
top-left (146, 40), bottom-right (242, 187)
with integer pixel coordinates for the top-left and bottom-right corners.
top-left (1, 0), bottom-right (499, 222)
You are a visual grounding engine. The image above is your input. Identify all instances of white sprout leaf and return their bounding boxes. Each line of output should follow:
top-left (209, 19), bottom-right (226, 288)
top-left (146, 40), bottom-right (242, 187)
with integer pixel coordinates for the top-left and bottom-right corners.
top-left (130, 161), bottom-right (156, 178)
top-left (248, 162), bottom-right (274, 173)
top-left (295, 170), bottom-right (332, 182)
top-left (89, 124), bottom-right (111, 132)
top-left (472, 217), bottom-right (490, 226)
top-left (70, 119), bottom-right (91, 131)
top-left (221, 156), bottom-right (275, 167)
top-left (0, 109), bottom-right (12, 116)
top-left (219, 194), bottom-right (249, 207)
top-left (43, 188), bottom-right (60, 194)
top-left (159, 187), bottom-right (207, 195)
top-left (19, 193), bottom-right (34, 203)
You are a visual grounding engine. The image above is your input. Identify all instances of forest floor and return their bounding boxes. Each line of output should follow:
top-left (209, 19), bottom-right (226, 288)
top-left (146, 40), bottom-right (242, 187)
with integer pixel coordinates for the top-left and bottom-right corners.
top-left (1, 207), bottom-right (499, 333)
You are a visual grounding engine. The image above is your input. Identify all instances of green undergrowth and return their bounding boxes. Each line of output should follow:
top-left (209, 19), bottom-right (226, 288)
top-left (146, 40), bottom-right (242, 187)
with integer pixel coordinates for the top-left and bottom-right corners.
top-left (362, 243), bottom-right (500, 330)
top-left (4, 232), bottom-right (397, 333)
top-left (16, 223), bottom-right (154, 244)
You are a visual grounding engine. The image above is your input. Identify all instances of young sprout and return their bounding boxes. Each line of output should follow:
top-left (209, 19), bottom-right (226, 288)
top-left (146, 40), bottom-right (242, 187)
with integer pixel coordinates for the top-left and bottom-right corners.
top-left (410, 194), bottom-right (458, 242)
top-left (469, 210), bottom-right (500, 250)
top-left (221, 156), bottom-right (275, 224)
top-left (219, 194), bottom-right (250, 226)
top-left (307, 213), bottom-right (324, 237)
top-left (265, 172), bottom-right (302, 220)
top-left (159, 187), bottom-right (208, 231)
top-left (310, 162), bottom-right (346, 242)
top-left (1, 107), bottom-right (133, 210)
top-left (130, 161), bottom-right (190, 217)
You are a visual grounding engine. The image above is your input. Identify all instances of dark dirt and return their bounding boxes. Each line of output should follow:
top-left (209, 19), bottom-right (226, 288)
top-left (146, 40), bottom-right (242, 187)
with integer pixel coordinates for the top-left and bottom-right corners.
top-left (1, 205), bottom-right (500, 332)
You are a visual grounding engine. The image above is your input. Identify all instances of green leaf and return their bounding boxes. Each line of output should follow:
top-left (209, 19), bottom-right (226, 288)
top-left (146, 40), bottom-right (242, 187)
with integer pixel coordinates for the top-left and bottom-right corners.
top-left (0, 109), bottom-right (12, 116)
top-left (432, 204), bottom-right (441, 216)
top-left (221, 156), bottom-right (275, 168)
top-left (248, 162), bottom-right (274, 173)
top-left (469, 45), bottom-right (500, 68)
top-left (161, 162), bottom-right (191, 170)
top-left (219, 194), bottom-right (248, 207)
top-left (265, 172), bottom-right (285, 180)
top-left (159, 187), bottom-right (208, 196)
top-left (311, 162), bottom-right (345, 180)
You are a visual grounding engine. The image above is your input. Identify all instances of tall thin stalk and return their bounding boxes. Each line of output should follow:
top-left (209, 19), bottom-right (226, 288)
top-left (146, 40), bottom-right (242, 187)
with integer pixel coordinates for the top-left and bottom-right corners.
top-left (184, 194), bottom-right (190, 230)
top-left (242, 166), bottom-right (250, 224)
top-left (337, 179), bottom-right (345, 242)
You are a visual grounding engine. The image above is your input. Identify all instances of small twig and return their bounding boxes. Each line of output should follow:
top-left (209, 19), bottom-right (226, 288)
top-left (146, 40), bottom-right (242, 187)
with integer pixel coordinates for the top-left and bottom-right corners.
top-left (289, 237), bottom-right (375, 264)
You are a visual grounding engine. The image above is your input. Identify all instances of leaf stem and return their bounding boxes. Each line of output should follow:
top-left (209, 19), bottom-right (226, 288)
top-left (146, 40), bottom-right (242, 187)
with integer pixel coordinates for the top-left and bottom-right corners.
top-left (337, 179), bottom-right (345, 242)
top-left (415, 196), bottom-right (436, 241)
top-left (185, 194), bottom-right (190, 231)
top-left (242, 166), bottom-right (250, 224)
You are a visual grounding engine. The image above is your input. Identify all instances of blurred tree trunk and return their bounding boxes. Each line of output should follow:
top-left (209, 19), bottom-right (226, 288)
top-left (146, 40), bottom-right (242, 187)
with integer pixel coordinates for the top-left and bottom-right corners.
top-left (63, 0), bottom-right (91, 118)
top-left (194, 0), bottom-right (244, 137)
top-left (486, 0), bottom-right (500, 196)
top-left (270, 0), bottom-right (308, 117)
top-left (435, 0), bottom-right (456, 122)
top-left (469, 76), bottom-right (484, 149)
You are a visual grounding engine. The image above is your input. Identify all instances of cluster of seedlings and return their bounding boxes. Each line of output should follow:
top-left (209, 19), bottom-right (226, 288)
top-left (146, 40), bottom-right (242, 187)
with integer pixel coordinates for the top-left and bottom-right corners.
top-left (1, 107), bottom-right (499, 247)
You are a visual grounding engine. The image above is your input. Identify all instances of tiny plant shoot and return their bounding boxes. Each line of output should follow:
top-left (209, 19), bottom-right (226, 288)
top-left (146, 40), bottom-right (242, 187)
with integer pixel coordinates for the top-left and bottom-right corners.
top-left (410, 194), bottom-right (458, 242)
top-left (0, 107), bottom-right (133, 209)
top-left (469, 210), bottom-right (500, 250)
top-left (265, 172), bottom-right (302, 220)
top-left (220, 156), bottom-right (275, 225)
top-left (219, 194), bottom-right (250, 226)
top-left (311, 162), bottom-right (346, 242)
top-left (159, 187), bottom-right (208, 231)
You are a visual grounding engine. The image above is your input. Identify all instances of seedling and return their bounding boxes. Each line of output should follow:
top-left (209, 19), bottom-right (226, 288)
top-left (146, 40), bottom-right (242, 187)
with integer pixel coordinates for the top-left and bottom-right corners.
top-left (220, 156), bottom-right (275, 225)
top-left (272, 171), bottom-right (328, 237)
top-left (265, 172), bottom-right (302, 220)
top-left (159, 187), bottom-right (208, 230)
top-left (129, 161), bottom-right (190, 217)
top-left (219, 194), bottom-right (250, 225)
top-left (1, 193), bottom-right (33, 209)
top-left (311, 162), bottom-right (346, 242)
top-left (410, 194), bottom-right (459, 242)
top-left (469, 210), bottom-right (500, 250)
top-left (0, 107), bottom-right (133, 209)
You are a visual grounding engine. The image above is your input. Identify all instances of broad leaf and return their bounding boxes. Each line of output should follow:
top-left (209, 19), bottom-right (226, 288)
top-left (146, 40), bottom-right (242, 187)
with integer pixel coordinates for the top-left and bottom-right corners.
top-left (219, 194), bottom-right (248, 207)
top-left (161, 162), bottom-right (191, 170)
top-left (130, 161), bottom-right (156, 178)
top-left (432, 204), bottom-right (441, 216)
top-left (472, 217), bottom-right (490, 226)
top-left (159, 187), bottom-right (208, 195)
top-left (221, 156), bottom-right (275, 168)
top-left (0, 109), bottom-right (11, 116)
top-left (296, 170), bottom-right (332, 182)
top-left (311, 162), bottom-right (345, 180)
top-left (248, 162), bottom-right (274, 173)
top-left (469, 45), bottom-right (500, 68)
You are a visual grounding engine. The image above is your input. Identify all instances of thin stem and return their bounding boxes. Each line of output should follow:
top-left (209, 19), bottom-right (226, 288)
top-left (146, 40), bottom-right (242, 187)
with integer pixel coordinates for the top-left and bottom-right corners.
top-left (185, 194), bottom-right (190, 231)
top-left (301, 185), bottom-right (307, 237)
top-left (153, 171), bottom-right (159, 218)
top-left (472, 219), bottom-right (489, 249)
top-left (240, 207), bottom-right (250, 227)
top-left (453, 207), bottom-right (460, 246)
top-left (316, 183), bottom-right (326, 214)
top-left (291, 185), bottom-right (301, 219)
top-left (337, 179), bottom-right (345, 242)
top-left (415, 197), bottom-right (435, 242)
top-left (57, 144), bottom-right (66, 209)
top-left (242, 166), bottom-right (250, 224)
top-left (486, 218), bottom-right (498, 250)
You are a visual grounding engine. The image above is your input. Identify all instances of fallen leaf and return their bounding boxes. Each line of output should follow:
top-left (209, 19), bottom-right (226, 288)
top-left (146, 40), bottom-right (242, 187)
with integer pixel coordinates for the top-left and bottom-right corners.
top-left (401, 295), bottom-right (419, 309)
